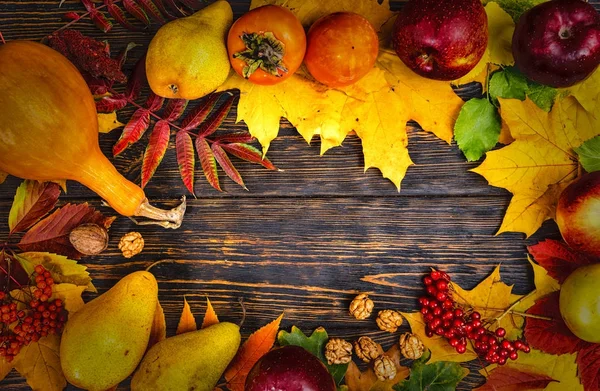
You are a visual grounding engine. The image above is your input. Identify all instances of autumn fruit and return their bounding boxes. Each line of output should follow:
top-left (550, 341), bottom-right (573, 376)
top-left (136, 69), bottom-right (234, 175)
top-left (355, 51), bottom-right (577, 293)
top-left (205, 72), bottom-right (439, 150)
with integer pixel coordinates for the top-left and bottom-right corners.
top-left (559, 263), bottom-right (600, 343)
top-left (391, 0), bottom-right (488, 80)
top-left (60, 271), bottom-right (158, 391)
top-left (131, 322), bottom-right (241, 391)
top-left (304, 12), bottom-right (379, 87)
top-left (146, 0), bottom-right (233, 99)
top-left (245, 345), bottom-right (336, 391)
top-left (227, 5), bottom-right (306, 85)
top-left (556, 172), bottom-right (600, 258)
top-left (512, 0), bottom-right (600, 88)
top-left (0, 41), bottom-right (185, 226)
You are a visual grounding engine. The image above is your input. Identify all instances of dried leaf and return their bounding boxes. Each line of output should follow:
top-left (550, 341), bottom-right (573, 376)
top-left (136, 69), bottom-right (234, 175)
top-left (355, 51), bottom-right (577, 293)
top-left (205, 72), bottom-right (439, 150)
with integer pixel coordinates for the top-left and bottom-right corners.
top-left (15, 252), bottom-right (94, 292)
top-left (576, 344), bottom-right (600, 391)
top-left (163, 99), bottom-right (189, 121)
top-left (524, 292), bottom-right (589, 355)
top-left (104, 0), bottom-right (140, 31)
top-left (222, 143), bottom-right (277, 170)
top-left (13, 335), bottom-right (65, 391)
top-left (98, 112), bottom-right (125, 133)
top-left (51, 283), bottom-right (86, 314)
top-left (345, 345), bottom-right (409, 391)
top-left (474, 366), bottom-right (556, 390)
top-left (176, 297), bottom-right (197, 335)
top-left (528, 240), bottom-right (593, 284)
top-left (175, 131), bottom-right (196, 195)
top-left (9, 181), bottom-right (60, 234)
top-left (95, 93), bottom-right (128, 113)
top-left (18, 203), bottom-right (115, 260)
top-left (141, 120), bottom-right (170, 188)
top-left (148, 301), bottom-right (167, 349)
top-left (472, 97), bottom-right (599, 237)
top-left (123, 0), bottom-right (151, 25)
top-left (225, 313), bottom-right (284, 391)
top-left (201, 297), bottom-right (220, 328)
top-left (198, 95), bottom-right (235, 138)
top-left (196, 138), bottom-right (222, 192)
top-left (113, 108), bottom-right (151, 156)
top-left (212, 144), bottom-right (246, 190)
top-left (126, 55), bottom-right (147, 100)
top-left (181, 93), bottom-right (220, 131)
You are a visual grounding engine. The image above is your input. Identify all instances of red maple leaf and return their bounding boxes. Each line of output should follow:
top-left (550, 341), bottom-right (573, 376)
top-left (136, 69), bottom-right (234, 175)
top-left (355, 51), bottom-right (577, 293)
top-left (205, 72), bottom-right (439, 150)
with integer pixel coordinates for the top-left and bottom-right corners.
top-left (476, 366), bottom-right (557, 390)
top-left (528, 240), bottom-right (594, 283)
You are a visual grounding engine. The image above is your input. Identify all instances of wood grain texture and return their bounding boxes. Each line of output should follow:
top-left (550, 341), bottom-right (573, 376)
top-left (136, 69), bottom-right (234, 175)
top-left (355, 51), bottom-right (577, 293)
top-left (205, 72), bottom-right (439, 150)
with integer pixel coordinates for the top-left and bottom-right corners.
top-left (1, 0), bottom-right (596, 389)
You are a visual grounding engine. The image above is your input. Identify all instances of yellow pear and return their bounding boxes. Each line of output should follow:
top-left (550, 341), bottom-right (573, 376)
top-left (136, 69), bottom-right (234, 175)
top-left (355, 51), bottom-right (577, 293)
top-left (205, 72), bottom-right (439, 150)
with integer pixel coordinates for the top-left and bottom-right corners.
top-left (60, 271), bottom-right (158, 391)
top-left (131, 322), bottom-right (241, 391)
top-left (146, 0), bottom-right (233, 100)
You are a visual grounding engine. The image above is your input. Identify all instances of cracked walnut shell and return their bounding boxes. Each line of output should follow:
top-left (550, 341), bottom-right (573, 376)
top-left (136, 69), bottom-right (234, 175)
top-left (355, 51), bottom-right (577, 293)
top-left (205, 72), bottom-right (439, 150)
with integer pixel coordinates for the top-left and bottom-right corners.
top-left (376, 309), bottom-right (403, 333)
top-left (374, 354), bottom-right (396, 381)
top-left (118, 231), bottom-right (144, 258)
top-left (354, 336), bottom-right (384, 363)
top-left (325, 338), bottom-right (353, 365)
top-left (349, 293), bottom-right (374, 320)
top-left (399, 332), bottom-right (425, 360)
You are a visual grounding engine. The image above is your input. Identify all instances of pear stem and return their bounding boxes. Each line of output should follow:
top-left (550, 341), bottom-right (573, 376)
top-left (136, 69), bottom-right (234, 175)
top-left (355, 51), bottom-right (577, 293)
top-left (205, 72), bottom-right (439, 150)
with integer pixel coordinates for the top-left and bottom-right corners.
top-left (238, 298), bottom-right (246, 328)
top-left (131, 196), bottom-right (187, 229)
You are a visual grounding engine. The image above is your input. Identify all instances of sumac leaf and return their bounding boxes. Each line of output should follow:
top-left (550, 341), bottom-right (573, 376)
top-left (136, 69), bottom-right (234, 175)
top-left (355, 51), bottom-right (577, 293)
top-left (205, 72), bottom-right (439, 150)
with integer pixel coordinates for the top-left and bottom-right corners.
top-left (211, 143), bottom-right (246, 190)
top-left (95, 93), bottom-right (128, 113)
top-left (221, 143), bottom-right (276, 170)
top-left (145, 92), bottom-right (165, 111)
top-left (63, 12), bottom-right (80, 21)
top-left (90, 10), bottom-right (113, 33)
top-left (196, 138), bottom-right (221, 191)
top-left (152, 0), bottom-right (176, 20)
top-left (176, 131), bottom-right (195, 195)
top-left (117, 42), bottom-right (138, 69)
top-left (163, 99), bottom-right (188, 121)
top-left (79, 0), bottom-right (96, 12)
top-left (126, 54), bottom-right (147, 100)
top-left (198, 95), bottom-right (235, 138)
top-left (164, 0), bottom-right (187, 15)
top-left (180, 93), bottom-right (220, 131)
top-left (113, 108), bottom-right (151, 156)
top-left (123, 0), bottom-right (151, 25)
top-left (9, 181), bottom-right (61, 234)
top-left (141, 120), bottom-right (170, 188)
top-left (212, 132), bottom-right (254, 144)
top-left (105, 1), bottom-right (139, 31)
top-left (177, 0), bottom-right (204, 9)
top-left (138, 0), bottom-right (167, 23)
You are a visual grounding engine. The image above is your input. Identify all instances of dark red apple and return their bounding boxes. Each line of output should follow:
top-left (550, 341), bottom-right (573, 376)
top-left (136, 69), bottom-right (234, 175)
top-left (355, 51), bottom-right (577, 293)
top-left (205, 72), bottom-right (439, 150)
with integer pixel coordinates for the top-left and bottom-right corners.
top-left (512, 0), bottom-right (600, 88)
top-left (391, 0), bottom-right (488, 81)
top-left (245, 346), bottom-right (336, 391)
top-left (556, 172), bottom-right (600, 258)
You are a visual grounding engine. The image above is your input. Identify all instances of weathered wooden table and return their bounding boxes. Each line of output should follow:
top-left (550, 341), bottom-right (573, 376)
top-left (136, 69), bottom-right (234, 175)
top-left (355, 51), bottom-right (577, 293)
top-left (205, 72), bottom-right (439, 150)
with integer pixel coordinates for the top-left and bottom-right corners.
top-left (2, 0), bottom-right (597, 389)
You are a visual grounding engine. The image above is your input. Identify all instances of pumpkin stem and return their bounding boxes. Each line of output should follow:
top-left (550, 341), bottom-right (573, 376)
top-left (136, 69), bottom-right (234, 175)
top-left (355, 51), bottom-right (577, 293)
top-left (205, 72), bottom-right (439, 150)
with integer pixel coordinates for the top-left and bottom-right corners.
top-left (131, 196), bottom-right (187, 229)
top-left (233, 32), bottom-right (287, 79)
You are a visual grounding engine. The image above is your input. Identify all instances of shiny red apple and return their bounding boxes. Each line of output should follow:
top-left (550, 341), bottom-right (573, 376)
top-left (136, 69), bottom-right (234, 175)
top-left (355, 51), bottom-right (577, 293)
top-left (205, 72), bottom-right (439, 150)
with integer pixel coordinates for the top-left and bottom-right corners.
top-left (512, 0), bottom-right (600, 88)
top-left (556, 172), bottom-right (600, 258)
top-left (245, 346), bottom-right (336, 391)
top-left (391, 0), bottom-right (488, 81)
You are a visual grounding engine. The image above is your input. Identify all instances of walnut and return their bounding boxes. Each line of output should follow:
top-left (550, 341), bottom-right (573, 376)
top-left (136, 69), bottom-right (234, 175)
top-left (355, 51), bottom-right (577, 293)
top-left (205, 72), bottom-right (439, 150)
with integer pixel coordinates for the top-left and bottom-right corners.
top-left (325, 338), bottom-right (353, 365)
top-left (69, 223), bottom-right (108, 255)
top-left (374, 354), bottom-right (396, 381)
top-left (376, 310), bottom-right (403, 333)
top-left (354, 336), bottom-right (384, 363)
top-left (118, 231), bottom-right (144, 258)
top-left (349, 293), bottom-right (374, 320)
top-left (399, 332), bottom-right (425, 360)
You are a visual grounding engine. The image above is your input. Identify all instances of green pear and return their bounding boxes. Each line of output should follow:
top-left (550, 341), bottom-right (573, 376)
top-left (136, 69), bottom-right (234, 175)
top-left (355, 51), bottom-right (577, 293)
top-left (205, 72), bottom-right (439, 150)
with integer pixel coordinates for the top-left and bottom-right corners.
top-left (131, 322), bottom-right (241, 391)
top-left (146, 0), bottom-right (233, 100)
top-left (60, 271), bottom-right (158, 391)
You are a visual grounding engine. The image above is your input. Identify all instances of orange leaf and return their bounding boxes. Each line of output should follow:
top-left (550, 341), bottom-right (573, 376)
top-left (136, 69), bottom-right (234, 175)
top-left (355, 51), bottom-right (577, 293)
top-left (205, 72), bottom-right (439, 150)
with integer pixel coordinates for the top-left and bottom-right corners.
top-left (201, 297), bottom-right (220, 329)
top-left (176, 297), bottom-right (197, 335)
top-left (225, 312), bottom-right (284, 391)
top-left (148, 301), bottom-right (166, 349)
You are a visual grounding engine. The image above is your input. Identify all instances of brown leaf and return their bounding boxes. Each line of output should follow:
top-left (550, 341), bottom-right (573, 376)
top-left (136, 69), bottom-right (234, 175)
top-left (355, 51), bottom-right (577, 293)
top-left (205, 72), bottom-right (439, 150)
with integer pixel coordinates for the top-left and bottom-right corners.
top-left (475, 366), bottom-right (557, 390)
top-left (148, 301), bottom-right (167, 349)
top-left (18, 203), bottom-right (115, 260)
top-left (345, 345), bottom-right (410, 391)
top-left (13, 335), bottom-right (66, 391)
top-left (9, 180), bottom-right (61, 234)
top-left (176, 297), bottom-right (197, 335)
top-left (225, 313), bottom-right (284, 391)
top-left (201, 297), bottom-right (220, 329)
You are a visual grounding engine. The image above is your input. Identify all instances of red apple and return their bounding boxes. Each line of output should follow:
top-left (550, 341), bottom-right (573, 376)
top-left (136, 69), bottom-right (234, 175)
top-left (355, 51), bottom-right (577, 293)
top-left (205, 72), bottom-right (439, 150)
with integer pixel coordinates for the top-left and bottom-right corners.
top-left (556, 172), bottom-right (600, 258)
top-left (512, 0), bottom-right (600, 88)
top-left (391, 0), bottom-right (488, 81)
top-left (245, 346), bottom-right (336, 391)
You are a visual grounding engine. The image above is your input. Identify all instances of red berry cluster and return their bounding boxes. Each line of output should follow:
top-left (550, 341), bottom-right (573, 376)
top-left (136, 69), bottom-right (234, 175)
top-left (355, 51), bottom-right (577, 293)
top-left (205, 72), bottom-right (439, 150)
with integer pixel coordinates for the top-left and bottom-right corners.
top-left (0, 265), bottom-right (66, 362)
top-left (419, 269), bottom-right (530, 365)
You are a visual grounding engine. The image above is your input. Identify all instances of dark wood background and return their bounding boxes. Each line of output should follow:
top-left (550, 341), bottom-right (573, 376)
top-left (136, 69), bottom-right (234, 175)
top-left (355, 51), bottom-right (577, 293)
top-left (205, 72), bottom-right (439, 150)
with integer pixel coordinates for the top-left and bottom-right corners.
top-left (2, 0), bottom-right (598, 389)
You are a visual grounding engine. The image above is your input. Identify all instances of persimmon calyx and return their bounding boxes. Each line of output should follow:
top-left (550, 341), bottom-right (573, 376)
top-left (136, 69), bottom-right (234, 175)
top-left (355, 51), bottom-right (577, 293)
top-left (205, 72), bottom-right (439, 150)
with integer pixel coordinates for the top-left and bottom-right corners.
top-left (234, 32), bottom-right (288, 78)
top-left (130, 196), bottom-right (187, 229)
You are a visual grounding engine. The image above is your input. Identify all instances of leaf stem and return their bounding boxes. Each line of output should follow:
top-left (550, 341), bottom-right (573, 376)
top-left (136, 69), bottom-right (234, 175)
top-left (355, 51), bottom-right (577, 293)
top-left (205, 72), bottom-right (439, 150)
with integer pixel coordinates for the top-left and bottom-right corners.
top-left (0, 254), bottom-right (23, 289)
top-left (494, 290), bottom-right (535, 324)
top-left (0, 32), bottom-right (5, 44)
top-left (52, 1), bottom-right (122, 36)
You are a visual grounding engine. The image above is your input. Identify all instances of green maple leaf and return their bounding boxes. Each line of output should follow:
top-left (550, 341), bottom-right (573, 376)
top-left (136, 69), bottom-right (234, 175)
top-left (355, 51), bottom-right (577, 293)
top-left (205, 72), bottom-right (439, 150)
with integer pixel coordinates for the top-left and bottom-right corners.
top-left (489, 66), bottom-right (557, 112)
top-left (454, 98), bottom-right (502, 162)
top-left (393, 350), bottom-right (468, 391)
top-left (575, 135), bottom-right (600, 173)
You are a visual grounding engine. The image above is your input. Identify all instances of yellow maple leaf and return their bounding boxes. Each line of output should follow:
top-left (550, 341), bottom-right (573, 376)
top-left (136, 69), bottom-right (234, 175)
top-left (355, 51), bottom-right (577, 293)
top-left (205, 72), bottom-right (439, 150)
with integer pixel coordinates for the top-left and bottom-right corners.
top-left (97, 112), bottom-right (124, 134)
top-left (567, 67), bottom-right (600, 115)
top-left (0, 356), bottom-right (12, 382)
top-left (12, 334), bottom-right (66, 391)
top-left (481, 349), bottom-right (582, 391)
top-left (345, 345), bottom-right (410, 391)
top-left (401, 312), bottom-right (477, 363)
top-left (51, 283), bottom-right (86, 314)
top-left (472, 96), bottom-right (599, 237)
top-left (513, 257), bottom-right (560, 314)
